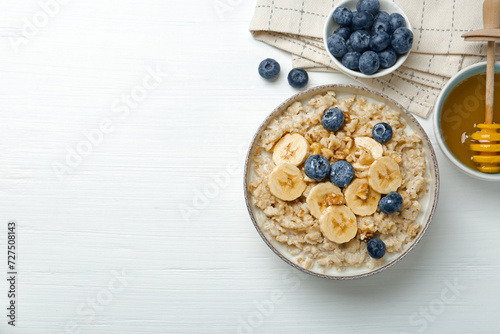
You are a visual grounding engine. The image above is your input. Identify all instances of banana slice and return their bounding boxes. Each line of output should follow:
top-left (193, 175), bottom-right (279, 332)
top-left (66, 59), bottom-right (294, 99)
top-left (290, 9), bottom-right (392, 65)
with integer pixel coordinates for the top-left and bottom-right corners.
top-left (344, 178), bottom-right (381, 216)
top-left (306, 182), bottom-right (344, 219)
top-left (268, 163), bottom-right (307, 201)
top-left (368, 157), bottom-right (403, 194)
top-left (272, 133), bottom-right (309, 166)
top-left (352, 151), bottom-right (373, 171)
top-left (352, 137), bottom-right (383, 171)
top-left (319, 205), bottom-right (358, 244)
top-left (355, 137), bottom-right (383, 160)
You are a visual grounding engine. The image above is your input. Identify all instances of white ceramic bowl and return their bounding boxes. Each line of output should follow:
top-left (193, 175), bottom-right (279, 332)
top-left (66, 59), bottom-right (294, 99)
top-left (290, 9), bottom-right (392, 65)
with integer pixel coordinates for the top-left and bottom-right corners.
top-left (323, 0), bottom-right (413, 78)
top-left (433, 61), bottom-right (500, 182)
top-left (244, 85), bottom-right (440, 279)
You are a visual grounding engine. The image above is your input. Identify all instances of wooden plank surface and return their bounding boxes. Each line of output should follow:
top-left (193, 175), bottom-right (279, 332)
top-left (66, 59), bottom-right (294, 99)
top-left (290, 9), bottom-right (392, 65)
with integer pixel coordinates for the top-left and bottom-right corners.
top-left (0, 0), bottom-right (498, 333)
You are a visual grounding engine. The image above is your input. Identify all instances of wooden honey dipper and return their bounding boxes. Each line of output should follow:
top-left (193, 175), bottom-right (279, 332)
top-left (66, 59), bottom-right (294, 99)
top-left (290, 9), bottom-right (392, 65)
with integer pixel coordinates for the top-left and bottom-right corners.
top-left (462, 0), bottom-right (500, 173)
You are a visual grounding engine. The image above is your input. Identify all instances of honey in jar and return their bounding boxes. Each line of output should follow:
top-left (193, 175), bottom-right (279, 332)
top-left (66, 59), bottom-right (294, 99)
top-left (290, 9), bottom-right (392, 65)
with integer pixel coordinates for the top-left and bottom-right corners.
top-left (440, 72), bottom-right (500, 172)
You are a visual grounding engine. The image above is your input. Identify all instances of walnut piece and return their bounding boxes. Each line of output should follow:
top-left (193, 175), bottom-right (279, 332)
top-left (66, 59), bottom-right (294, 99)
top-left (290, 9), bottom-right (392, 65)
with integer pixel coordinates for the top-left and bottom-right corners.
top-left (355, 182), bottom-right (369, 200)
top-left (325, 194), bottom-right (345, 206)
top-left (311, 143), bottom-right (322, 155)
top-left (334, 150), bottom-right (347, 160)
top-left (361, 232), bottom-right (374, 241)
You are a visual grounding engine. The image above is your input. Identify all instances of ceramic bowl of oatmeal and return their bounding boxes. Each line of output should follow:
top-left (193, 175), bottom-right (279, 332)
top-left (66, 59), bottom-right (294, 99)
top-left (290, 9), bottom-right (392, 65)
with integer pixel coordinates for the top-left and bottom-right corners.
top-left (244, 85), bottom-right (439, 279)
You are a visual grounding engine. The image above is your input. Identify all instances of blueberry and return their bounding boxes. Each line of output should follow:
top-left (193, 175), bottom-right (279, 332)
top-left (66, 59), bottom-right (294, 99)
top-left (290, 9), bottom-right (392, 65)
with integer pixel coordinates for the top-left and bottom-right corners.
top-left (367, 238), bottom-right (386, 259)
top-left (359, 51), bottom-right (380, 75)
top-left (378, 47), bottom-right (398, 68)
top-left (391, 27), bottom-right (413, 54)
top-left (372, 122), bottom-right (393, 143)
top-left (330, 161), bottom-right (355, 188)
top-left (370, 32), bottom-right (391, 52)
top-left (287, 69), bottom-right (308, 89)
top-left (327, 34), bottom-right (348, 58)
top-left (389, 13), bottom-right (406, 31)
top-left (334, 26), bottom-right (352, 41)
top-left (379, 192), bottom-right (403, 214)
top-left (322, 107), bottom-right (345, 131)
top-left (258, 58), bottom-right (281, 80)
top-left (352, 11), bottom-right (374, 30)
top-left (374, 11), bottom-right (390, 23)
top-left (305, 155), bottom-right (331, 181)
top-left (342, 51), bottom-right (361, 70)
top-left (346, 38), bottom-right (354, 52)
top-left (356, 0), bottom-right (380, 16)
top-left (348, 30), bottom-right (371, 53)
top-left (372, 20), bottom-right (392, 35)
top-left (333, 6), bottom-right (353, 26)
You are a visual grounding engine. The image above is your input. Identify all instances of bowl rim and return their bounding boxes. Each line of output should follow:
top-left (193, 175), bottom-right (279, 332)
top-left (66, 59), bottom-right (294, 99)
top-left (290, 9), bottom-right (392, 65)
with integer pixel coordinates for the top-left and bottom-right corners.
top-left (244, 84), bottom-right (440, 280)
top-left (323, 0), bottom-right (413, 79)
top-left (433, 61), bottom-right (500, 182)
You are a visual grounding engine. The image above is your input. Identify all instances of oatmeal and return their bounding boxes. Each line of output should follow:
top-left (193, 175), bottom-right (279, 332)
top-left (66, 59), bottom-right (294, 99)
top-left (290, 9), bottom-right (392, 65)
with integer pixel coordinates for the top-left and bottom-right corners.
top-left (248, 91), bottom-right (427, 272)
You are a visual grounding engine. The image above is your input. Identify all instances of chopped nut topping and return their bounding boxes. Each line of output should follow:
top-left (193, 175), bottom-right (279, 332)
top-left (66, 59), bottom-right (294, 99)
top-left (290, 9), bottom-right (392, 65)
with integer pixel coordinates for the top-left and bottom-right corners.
top-left (325, 194), bottom-right (345, 206)
top-left (391, 153), bottom-right (402, 163)
top-left (321, 148), bottom-right (334, 160)
top-left (344, 112), bottom-right (351, 123)
top-left (359, 150), bottom-right (374, 165)
top-left (334, 150), bottom-right (347, 160)
top-left (355, 182), bottom-right (369, 200)
top-left (362, 232), bottom-right (374, 241)
top-left (311, 143), bottom-right (322, 155)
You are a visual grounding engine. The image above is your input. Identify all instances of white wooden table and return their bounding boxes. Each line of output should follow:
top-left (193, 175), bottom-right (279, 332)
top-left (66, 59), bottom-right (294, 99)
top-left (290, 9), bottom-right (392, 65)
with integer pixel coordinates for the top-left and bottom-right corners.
top-left (0, 1), bottom-right (498, 333)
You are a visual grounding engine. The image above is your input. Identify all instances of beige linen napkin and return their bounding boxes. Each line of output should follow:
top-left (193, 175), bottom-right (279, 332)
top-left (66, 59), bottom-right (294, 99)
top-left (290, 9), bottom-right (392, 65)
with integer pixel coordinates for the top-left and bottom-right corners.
top-left (250, 0), bottom-right (500, 118)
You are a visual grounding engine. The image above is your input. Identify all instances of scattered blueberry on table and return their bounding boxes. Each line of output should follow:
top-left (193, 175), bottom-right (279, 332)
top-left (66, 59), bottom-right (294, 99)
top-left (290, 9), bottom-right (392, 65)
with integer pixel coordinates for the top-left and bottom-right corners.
top-left (327, 0), bottom-right (413, 75)
top-left (379, 192), bottom-right (403, 214)
top-left (322, 107), bottom-right (345, 131)
top-left (372, 122), bottom-right (393, 143)
top-left (367, 238), bottom-right (386, 259)
top-left (287, 68), bottom-right (309, 89)
top-left (330, 160), bottom-right (355, 188)
top-left (258, 58), bottom-right (281, 80)
top-left (305, 155), bottom-right (331, 181)
top-left (257, 60), bottom-right (310, 90)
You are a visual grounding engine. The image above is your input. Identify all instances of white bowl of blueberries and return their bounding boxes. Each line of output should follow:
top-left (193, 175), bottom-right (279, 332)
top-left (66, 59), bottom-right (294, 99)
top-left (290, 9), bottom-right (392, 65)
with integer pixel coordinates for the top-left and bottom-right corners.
top-left (324, 0), bottom-right (413, 78)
